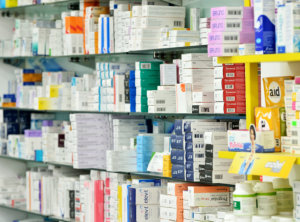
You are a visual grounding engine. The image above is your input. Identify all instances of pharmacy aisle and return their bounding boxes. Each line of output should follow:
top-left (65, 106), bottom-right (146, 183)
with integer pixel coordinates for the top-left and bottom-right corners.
top-left (1, 0), bottom-right (300, 222)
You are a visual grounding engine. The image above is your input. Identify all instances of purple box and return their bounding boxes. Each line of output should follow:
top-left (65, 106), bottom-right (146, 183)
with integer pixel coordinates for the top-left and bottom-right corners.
top-left (42, 120), bottom-right (53, 127)
top-left (210, 19), bottom-right (254, 32)
top-left (211, 7), bottom-right (254, 20)
top-left (208, 31), bottom-right (255, 44)
top-left (24, 130), bottom-right (42, 137)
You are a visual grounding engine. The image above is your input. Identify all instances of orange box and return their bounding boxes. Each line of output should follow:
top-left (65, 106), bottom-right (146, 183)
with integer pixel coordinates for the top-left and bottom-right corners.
top-left (23, 73), bottom-right (42, 82)
top-left (65, 17), bottom-right (84, 34)
top-left (189, 186), bottom-right (230, 193)
top-left (2, 102), bottom-right (16, 107)
top-left (167, 182), bottom-right (198, 196)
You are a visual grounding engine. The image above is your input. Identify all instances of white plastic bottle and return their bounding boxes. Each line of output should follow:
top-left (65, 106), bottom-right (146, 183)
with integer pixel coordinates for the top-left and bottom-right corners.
top-left (233, 183), bottom-right (257, 216)
top-left (273, 178), bottom-right (293, 212)
top-left (254, 182), bottom-right (277, 216)
top-left (252, 215), bottom-right (270, 222)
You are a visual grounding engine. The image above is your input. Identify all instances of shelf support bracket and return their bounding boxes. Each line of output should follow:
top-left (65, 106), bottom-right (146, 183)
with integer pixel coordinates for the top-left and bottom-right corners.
top-left (245, 62), bottom-right (259, 129)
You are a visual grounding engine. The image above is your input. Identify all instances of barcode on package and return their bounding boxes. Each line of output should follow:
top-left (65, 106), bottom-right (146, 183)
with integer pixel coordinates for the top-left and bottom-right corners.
top-left (215, 174), bottom-right (223, 179)
top-left (225, 84), bottom-right (234, 89)
top-left (226, 96), bottom-right (235, 102)
top-left (227, 108), bottom-right (235, 113)
top-left (157, 107), bottom-right (166, 112)
top-left (224, 35), bottom-right (238, 41)
top-left (200, 107), bottom-right (210, 113)
top-left (227, 22), bottom-right (241, 28)
top-left (224, 48), bottom-right (238, 53)
top-left (228, 10), bottom-right (242, 15)
top-left (72, 47), bottom-right (76, 54)
top-left (141, 63), bottom-right (151, 69)
top-left (292, 139), bottom-right (298, 145)
top-left (292, 131), bottom-right (298, 136)
top-left (226, 73), bottom-right (235, 77)
top-left (156, 100), bottom-right (166, 104)
top-left (174, 21), bottom-right (183, 27)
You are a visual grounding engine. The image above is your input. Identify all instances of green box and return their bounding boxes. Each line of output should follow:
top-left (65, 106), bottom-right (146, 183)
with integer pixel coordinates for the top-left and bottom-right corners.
top-left (136, 70), bottom-right (160, 79)
top-left (136, 79), bottom-right (160, 87)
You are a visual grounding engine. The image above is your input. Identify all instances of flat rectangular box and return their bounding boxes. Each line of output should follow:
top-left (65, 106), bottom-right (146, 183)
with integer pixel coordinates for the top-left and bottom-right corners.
top-left (181, 53), bottom-right (211, 62)
top-left (227, 130), bottom-right (275, 152)
top-left (208, 31), bottom-right (255, 44)
top-left (211, 19), bottom-right (254, 32)
top-left (135, 187), bottom-right (161, 204)
top-left (136, 205), bottom-right (160, 222)
top-left (214, 66), bottom-right (245, 79)
top-left (182, 61), bottom-right (213, 69)
top-left (208, 44), bottom-right (239, 57)
top-left (142, 5), bottom-right (186, 18)
top-left (167, 182), bottom-right (196, 196)
top-left (204, 131), bottom-right (228, 145)
top-left (211, 6), bottom-right (254, 19)
top-left (224, 102), bottom-right (246, 114)
top-left (160, 194), bottom-right (183, 209)
top-left (192, 103), bottom-right (215, 114)
top-left (135, 61), bottom-right (163, 71)
top-left (215, 90), bottom-right (245, 102)
top-left (141, 17), bottom-right (185, 28)
top-left (192, 92), bottom-right (214, 103)
top-left (182, 68), bottom-right (214, 76)
top-left (188, 186), bottom-right (230, 207)
top-left (148, 105), bottom-right (176, 113)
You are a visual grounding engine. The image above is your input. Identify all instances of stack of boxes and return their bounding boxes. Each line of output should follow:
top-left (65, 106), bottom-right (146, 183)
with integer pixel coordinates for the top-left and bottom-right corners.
top-left (208, 6), bottom-right (255, 57)
top-left (160, 182), bottom-right (195, 222)
top-left (201, 132), bottom-right (244, 184)
top-left (180, 53), bottom-right (215, 114)
top-left (214, 63), bottom-right (246, 114)
top-left (171, 120), bottom-right (228, 182)
top-left (200, 17), bottom-right (211, 46)
top-left (147, 63), bottom-right (177, 113)
top-left (106, 118), bottom-right (146, 172)
top-left (134, 61), bottom-right (162, 113)
top-left (70, 114), bottom-right (111, 169)
top-left (131, 5), bottom-right (185, 50)
top-left (113, 7), bottom-right (131, 53)
top-left (64, 15), bottom-right (84, 55)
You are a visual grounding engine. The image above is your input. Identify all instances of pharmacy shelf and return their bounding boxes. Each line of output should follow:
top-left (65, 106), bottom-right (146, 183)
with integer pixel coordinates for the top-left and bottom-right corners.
top-left (0, 45), bottom-right (207, 59)
top-left (0, 154), bottom-right (73, 168)
top-left (217, 53), bottom-right (300, 64)
top-left (0, 0), bottom-right (78, 11)
top-left (0, 204), bottom-right (74, 221)
top-left (218, 151), bottom-right (300, 165)
top-left (0, 155), bottom-right (235, 187)
top-left (0, 107), bottom-right (246, 119)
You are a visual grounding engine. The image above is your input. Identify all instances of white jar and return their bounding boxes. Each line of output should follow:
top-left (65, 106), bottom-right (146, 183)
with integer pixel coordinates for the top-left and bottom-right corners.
top-left (245, 180), bottom-right (260, 188)
top-left (254, 182), bottom-right (277, 216)
top-left (224, 212), bottom-right (235, 222)
top-left (252, 215), bottom-right (270, 222)
top-left (278, 217), bottom-right (294, 222)
top-left (240, 216), bottom-right (252, 222)
top-left (233, 183), bottom-right (257, 216)
top-left (273, 178), bottom-right (293, 212)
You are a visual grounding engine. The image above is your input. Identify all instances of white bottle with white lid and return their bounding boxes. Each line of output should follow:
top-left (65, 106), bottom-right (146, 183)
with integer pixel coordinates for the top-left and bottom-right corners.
top-left (233, 182), bottom-right (257, 216)
top-left (252, 215), bottom-right (270, 222)
top-left (254, 182), bottom-right (277, 216)
top-left (273, 178), bottom-right (293, 212)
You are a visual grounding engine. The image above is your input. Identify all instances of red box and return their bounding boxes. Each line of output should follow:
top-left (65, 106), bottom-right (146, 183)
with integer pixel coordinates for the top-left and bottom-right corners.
top-left (222, 78), bottom-right (245, 90)
top-left (224, 102), bottom-right (246, 114)
top-left (223, 67), bottom-right (245, 79)
top-left (223, 63), bottom-right (245, 69)
top-left (223, 90), bottom-right (245, 102)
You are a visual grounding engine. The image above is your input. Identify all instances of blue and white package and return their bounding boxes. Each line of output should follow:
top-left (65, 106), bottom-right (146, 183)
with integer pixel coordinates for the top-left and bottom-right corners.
top-left (171, 149), bottom-right (185, 165)
top-left (175, 135), bottom-right (185, 149)
top-left (170, 135), bottom-right (177, 149)
top-left (186, 152), bottom-right (205, 162)
top-left (185, 132), bottom-right (204, 143)
top-left (186, 170), bottom-right (199, 182)
top-left (185, 142), bottom-right (205, 153)
top-left (254, 0), bottom-right (276, 54)
top-left (171, 164), bottom-right (185, 179)
top-left (275, 0), bottom-right (286, 53)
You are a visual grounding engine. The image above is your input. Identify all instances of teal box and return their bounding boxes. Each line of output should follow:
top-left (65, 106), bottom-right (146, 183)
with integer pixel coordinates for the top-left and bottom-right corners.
top-left (135, 70), bottom-right (160, 79)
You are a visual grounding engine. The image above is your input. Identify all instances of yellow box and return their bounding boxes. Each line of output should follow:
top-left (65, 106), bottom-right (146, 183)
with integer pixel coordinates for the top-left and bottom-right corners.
top-left (37, 97), bottom-right (51, 110)
top-left (49, 85), bottom-right (62, 98)
top-left (163, 170), bottom-right (172, 178)
top-left (5, 0), bottom-right (17, 7)
top-left (263, 76), bottom-right (293, 108)
top-left (255, 107), bottom-right (281, 152)
top-left (117, 185), bottom-right (122, 222)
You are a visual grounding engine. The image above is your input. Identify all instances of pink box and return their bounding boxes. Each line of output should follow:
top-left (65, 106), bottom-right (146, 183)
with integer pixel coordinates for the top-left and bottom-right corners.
top-left (211, 7), bottom-right (254, 20)
top-left (295, 76), bottom-right (300, 84)
top-left (210, 19), bottom-right (254, 32)
top-left (208, 31), bottom-right (255, 44)
top-left (208, 44), bottom-right (239, 57)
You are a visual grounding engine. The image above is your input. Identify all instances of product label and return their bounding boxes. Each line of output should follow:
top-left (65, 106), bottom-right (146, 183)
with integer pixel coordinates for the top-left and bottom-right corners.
top-left (233, 195), bottom-right (257, 215)
top-left (257, 193), bottom-right (277, 215)
top-left (276, 189), bottom-right (293, 211)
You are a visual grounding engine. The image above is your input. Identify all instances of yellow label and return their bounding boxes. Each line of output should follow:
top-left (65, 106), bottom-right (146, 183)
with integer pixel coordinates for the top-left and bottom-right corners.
top-left (49, 85), bottom-right (61, 98)
top-left (38, 97), bottom-right (51, 110)
top-left (229, 153), bottom-right (296, 178)
top-left (255, 107), bottom-right (281, 152)
top-left (117, 185), bottom-right (122, 222)
top-left (263, 76), bottom-right (293, 108)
